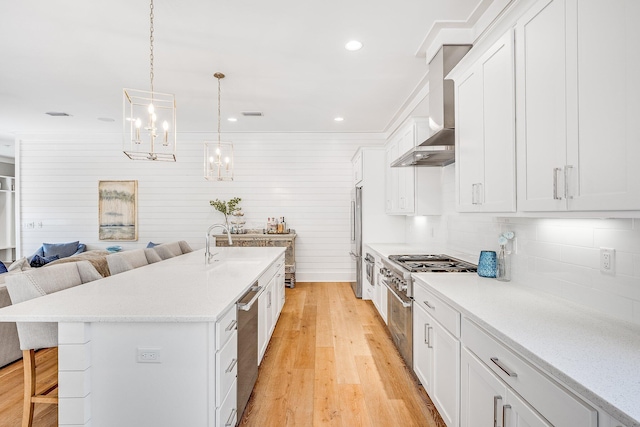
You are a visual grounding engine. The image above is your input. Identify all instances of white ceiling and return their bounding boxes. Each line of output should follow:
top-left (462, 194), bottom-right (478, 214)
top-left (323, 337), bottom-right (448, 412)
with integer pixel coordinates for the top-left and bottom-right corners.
top-left (0, 0), bottom-right (484, 148)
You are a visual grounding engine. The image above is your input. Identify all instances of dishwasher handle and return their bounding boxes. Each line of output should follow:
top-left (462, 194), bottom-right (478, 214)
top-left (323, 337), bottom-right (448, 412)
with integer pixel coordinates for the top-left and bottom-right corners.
top-left (237, 285), bottom-right (263, 311)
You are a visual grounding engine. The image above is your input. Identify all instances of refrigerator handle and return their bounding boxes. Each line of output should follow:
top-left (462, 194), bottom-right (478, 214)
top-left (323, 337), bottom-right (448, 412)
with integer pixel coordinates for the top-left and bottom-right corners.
top-left (350, 200), bottom-right (356, 242)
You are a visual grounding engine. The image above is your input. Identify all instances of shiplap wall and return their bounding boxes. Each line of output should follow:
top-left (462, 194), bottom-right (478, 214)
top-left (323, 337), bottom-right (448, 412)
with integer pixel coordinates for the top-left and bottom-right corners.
top-left (405, 165), bottom-right (640, 326)
top-left (17, 132), bottom-right (381, 281)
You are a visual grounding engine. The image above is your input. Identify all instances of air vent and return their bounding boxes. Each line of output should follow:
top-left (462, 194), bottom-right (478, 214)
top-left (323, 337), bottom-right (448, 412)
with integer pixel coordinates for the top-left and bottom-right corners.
top-left (241, 111), bottom-right (263, 117)
top-left (45, 112), bottom-right (70, 117)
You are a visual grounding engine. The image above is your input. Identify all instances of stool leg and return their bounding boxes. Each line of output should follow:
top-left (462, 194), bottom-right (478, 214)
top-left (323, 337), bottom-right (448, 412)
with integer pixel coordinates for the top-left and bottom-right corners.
top-left (22, 349), bottom-right (36, 427)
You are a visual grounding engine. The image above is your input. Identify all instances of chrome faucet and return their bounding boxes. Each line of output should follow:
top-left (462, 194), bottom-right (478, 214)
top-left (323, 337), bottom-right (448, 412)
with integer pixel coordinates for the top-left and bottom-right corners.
top-left (205, 223), bottom-right (233, 263)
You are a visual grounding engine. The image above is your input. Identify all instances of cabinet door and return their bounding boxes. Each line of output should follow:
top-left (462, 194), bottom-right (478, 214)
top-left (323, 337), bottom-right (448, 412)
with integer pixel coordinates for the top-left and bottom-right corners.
top-left (398, 127), bottom-right (416, 214)
top-left (412, 303), bottom-right (433, 392)
top-left (431, 316), bottom-right (460, 427)
top-left (456, 67), bottom-right (484, 212)
top-left (504, 389), bottom-right (552, 427)
top-left (385, 142), bottom-right (399, 214)
top-left (481, 31), bottom-right (516, 212)
top-left (461, 347), bottom-right (507, 427)
top-left (567, 0), bottom-right (640, 210)
top-left (516, 0), bottom-right (568, 211)
top-left (258, 286), bottom-right (269, 364)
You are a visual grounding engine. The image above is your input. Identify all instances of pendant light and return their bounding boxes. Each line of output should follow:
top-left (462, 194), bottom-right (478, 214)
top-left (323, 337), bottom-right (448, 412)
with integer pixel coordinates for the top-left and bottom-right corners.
top-left (204, 73), bottom-right (234, 181)
top-left (123, 0), bottom-right (177, 161)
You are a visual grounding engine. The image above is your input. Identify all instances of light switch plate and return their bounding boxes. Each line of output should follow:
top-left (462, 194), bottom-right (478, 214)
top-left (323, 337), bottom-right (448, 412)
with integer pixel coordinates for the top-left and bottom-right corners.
top-left (137, 347), bottom-right (162, 363)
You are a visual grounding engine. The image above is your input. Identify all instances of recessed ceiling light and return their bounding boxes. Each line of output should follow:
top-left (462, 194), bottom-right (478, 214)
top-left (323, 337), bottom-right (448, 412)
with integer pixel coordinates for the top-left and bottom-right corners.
top-left (227, 117), bottom-right (237, 122)
top-left (334, 117), bottom-right (344, 122)
top-left (98, 117), bottom-right (115, 122)
top-left (345, 40), bottom-right (363, 51)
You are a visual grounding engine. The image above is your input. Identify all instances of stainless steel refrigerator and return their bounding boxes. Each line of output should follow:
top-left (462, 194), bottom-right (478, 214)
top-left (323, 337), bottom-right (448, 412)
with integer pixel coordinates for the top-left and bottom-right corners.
top-left (350, 186), bottom-right (363, 298)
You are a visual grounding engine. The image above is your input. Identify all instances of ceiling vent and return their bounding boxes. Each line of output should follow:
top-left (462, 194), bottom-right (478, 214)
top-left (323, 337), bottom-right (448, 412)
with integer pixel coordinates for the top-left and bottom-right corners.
top-left (45, 112), bottom-right (70, 117)
top-left (241, 111), bottom-right (263, 117)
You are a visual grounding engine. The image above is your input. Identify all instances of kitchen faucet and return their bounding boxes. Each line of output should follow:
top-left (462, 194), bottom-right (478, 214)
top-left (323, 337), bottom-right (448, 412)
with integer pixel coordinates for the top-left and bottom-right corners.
top-left (205, 223), bottom-right (233, 263)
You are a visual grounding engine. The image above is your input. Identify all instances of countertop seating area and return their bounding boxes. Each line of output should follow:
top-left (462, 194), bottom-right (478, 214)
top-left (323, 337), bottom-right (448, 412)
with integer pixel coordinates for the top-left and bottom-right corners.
top-left (0, 241), bottom-right (193, 369)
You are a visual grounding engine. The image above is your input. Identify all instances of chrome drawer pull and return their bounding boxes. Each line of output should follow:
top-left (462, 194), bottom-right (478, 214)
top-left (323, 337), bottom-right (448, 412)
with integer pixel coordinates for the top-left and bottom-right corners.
top-left (427, 326), bottom-right (433, 349)
top-left (491, 357), bottom-right (518, 377)
top-left (494, 395), bottom-right (502, 427)
top-left (225, 319), bottom-right (238, 331)
top-left (423, 300), bottom-right (435, 310)
top-left (553, 167), bottom-right (563, 200)
top-left (503, 404), bottom-right (511, 427)
top-left (225, 408), bottom-right (237, 427)
top-left (225, 358), bottom-right (238, 373)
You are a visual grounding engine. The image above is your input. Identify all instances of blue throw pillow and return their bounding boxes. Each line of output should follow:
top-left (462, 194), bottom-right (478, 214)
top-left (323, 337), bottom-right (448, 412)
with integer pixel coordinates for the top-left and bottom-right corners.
top-left (30, 254), bottom-right (60, 268)
top-left (0, 260), bottom-right (7, 274)
top-left (147, 241), bottom-right (160, 248)
top-left (42, 241), bottom-right (79, 259)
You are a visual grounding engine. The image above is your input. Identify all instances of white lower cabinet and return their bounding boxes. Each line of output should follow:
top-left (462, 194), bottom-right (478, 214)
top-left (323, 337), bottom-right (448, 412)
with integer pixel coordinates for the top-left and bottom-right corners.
top-left (258, 254), bottom-right (285, 365)
top-left (413, 278), bottom-right (460, 427)
top-left (214, 306), bottom-right (238, 427)
top-left (373, 258), bottom-right (387, 324)
top-left (461, 317), bottom-right (597, 427)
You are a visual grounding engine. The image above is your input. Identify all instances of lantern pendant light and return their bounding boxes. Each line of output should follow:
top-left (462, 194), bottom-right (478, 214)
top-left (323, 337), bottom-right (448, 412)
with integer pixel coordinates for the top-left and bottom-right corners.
top-left (204, 73), bottom-right (234, 181)
top-left (123, 0), bottom-right (177, 161)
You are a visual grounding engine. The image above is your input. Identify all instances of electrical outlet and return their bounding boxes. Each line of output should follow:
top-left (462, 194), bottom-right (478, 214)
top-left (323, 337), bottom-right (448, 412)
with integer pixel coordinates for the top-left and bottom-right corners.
top-left (137, 347), bottom-right (162, 363)
top-left (600, 248), bottom-right (615, 275)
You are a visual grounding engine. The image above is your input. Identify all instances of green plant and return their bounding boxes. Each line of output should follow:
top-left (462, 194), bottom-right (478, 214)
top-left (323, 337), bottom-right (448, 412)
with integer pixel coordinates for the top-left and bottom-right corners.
top-left (210, 197), bottom-right (241, 223)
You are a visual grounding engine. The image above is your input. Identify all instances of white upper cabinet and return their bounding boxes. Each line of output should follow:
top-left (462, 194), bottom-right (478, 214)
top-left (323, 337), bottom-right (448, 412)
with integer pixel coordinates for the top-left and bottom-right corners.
top-left (516, 0), bottom-right (640, 212)
top-left (454, 31), bottom-right (516, 212)
top-left (385, 118), bottom-right (442, 216)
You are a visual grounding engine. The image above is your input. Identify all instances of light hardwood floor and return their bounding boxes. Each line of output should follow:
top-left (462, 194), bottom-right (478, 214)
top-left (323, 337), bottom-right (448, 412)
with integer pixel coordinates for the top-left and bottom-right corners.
top-left (239, 282), bottom-right (445, 427)
top-left (0, 282), bottom-right (444, 427)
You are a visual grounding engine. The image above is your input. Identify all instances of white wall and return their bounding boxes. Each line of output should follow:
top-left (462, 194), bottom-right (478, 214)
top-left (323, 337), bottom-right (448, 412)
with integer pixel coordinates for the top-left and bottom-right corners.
top-left (17, 132), bottom-right (381, 281)
top-left (406, 165), bottom-right (640, 326)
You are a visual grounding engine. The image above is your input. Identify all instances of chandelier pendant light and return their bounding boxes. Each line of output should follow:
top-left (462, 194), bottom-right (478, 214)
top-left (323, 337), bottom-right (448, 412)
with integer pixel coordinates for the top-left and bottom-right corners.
top-left (123, 0), bottom-right (177, 162)
top-left (204, 72), bottom-right (234, 181)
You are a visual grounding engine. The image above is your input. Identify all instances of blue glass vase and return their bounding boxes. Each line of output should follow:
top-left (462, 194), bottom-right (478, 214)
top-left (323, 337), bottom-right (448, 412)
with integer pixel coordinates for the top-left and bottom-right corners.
top-left (478, 251), bottom-right (497, 278)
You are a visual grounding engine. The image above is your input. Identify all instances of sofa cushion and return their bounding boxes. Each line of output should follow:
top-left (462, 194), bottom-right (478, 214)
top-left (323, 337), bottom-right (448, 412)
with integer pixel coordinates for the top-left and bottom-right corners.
top-left (5, 262), bottom-right (99, 350)
top-left (7, 257), bottom-right (31, 272)
top-left (144, 248), bottom-right (162, 264)
top-left (43, 241), bottom-right (80, 259)
top-left (29, 254), bottom-right (60, 268)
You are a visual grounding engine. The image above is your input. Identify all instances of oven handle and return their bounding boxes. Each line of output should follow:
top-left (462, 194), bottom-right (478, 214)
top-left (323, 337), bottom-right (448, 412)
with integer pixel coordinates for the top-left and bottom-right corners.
top-left (382, 280), bottom-right (412, 308)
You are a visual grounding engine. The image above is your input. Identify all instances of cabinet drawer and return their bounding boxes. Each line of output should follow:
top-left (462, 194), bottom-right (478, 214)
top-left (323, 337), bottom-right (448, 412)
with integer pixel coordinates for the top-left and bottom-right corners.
top-left (216, 379), bottom-right (238, 427)
top-left (462, 317), bottom-right (597, 427)
top-left (216, 331), bottom-right (238, 408)
top-left (216, 306), bottom-right (238, 351)
top-left (413, 278), bottom-right (460, 337)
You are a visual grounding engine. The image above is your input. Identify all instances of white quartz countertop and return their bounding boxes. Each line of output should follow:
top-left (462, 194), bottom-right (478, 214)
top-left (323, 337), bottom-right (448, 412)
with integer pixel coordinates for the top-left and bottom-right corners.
top-left (0, 247), bottom-right (284, 323)
top-left (367, 243), bottom-right (639, 426)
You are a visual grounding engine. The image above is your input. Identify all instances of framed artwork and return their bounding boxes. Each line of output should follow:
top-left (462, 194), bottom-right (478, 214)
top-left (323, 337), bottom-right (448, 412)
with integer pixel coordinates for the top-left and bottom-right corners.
top-left (98, 180), bottom-right (138, 241)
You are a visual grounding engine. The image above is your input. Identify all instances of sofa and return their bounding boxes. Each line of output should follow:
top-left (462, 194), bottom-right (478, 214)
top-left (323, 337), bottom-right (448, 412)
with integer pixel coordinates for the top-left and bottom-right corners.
top-left (0, 241), bottom-right (192, 368)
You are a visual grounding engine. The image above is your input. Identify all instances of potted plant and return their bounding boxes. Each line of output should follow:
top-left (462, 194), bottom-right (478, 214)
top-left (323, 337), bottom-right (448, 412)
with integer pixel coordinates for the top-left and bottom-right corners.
top-left (209, 197), bottom-right (241, 227)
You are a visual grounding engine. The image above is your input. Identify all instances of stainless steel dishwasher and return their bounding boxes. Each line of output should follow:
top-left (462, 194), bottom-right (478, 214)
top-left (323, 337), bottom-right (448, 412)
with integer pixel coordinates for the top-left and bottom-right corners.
top-left (236, 283), bottom-right (262, 423)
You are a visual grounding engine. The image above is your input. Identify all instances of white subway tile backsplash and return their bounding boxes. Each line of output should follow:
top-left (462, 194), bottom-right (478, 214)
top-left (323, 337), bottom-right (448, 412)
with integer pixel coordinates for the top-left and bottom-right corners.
top-left (407, 168), bottom-right (640, 326)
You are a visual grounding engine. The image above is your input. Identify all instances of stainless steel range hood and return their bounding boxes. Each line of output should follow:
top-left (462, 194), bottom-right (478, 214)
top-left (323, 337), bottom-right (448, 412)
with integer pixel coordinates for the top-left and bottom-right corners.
top-left (392, 44), bottom-right (471, 167)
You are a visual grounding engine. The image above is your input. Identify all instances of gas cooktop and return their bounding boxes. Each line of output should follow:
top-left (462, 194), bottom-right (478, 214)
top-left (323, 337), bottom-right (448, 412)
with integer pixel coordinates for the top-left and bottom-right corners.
top-left (388, 254), bottom-right (477, 273)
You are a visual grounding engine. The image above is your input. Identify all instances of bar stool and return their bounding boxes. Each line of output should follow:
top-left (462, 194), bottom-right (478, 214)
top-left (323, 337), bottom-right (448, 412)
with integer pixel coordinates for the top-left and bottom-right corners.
top-left (5, 261), bottom-right (102, 427)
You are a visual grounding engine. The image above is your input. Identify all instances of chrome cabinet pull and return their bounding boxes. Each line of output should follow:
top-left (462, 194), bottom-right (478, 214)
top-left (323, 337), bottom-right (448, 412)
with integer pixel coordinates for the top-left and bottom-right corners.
top-left (424, 323), bottom-right (429, 344)
top-left (553, 167), bottom-right (564, 200)
top-left (565, 165), bottom-right (574, 199)
top-left (472, 184), bottom-right (476, 204)
top-left (423, 300), bottom-right (435, 310)
top-left (494, 395), bottom-right (503, 427)
top-left (225, 358), bottom-right (238, 373)
top-left (225, 408), bottom-right (237, 427)
top-left (491, 357), bottom-right (518, 377)
top-left (426, 326), bottom-right (433, 349)
top-left (225, 319), bottom-right (238, 331)
top-left (503, 404), bottom-right (511, 427)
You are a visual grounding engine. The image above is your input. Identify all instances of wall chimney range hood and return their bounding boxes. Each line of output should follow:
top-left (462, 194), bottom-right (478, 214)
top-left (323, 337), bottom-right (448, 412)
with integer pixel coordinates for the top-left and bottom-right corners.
top-left (392, 44), bottom-right (471, 167)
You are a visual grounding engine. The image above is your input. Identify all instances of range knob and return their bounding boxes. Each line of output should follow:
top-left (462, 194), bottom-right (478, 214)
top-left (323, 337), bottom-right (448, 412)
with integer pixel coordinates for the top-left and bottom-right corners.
top-left (399, 282), bottom-right (408, 292)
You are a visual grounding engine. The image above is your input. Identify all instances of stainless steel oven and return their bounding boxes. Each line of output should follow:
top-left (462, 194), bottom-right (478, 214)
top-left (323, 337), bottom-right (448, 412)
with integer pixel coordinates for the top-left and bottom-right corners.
top-left (364, 253), bottom-right (375, 286)
top-left (380, 254), bottom-right (477, 371)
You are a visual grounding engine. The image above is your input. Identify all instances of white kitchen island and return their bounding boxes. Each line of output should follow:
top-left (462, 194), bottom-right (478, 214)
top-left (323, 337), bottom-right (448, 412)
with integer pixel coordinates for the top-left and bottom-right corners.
top-left (0, 247), bottom-right (285, 427)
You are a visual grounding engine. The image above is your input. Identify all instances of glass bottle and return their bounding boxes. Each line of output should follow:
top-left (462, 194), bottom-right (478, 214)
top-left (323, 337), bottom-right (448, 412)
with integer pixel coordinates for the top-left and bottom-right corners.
top-left (496, 244), bottom-right (511, 282)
